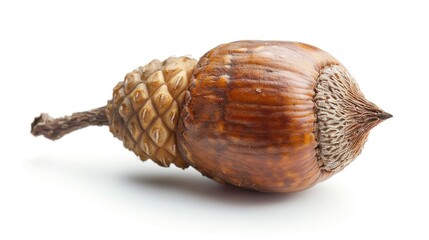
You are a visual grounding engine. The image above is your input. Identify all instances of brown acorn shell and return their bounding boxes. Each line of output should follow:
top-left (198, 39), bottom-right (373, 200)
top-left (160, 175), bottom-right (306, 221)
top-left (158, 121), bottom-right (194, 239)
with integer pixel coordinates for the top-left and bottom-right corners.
top-left (177, 41), bottom-right (339, 192)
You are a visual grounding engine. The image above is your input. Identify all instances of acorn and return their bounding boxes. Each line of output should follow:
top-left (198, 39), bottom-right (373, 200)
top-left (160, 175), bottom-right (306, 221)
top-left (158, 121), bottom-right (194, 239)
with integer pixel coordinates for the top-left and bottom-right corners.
top-left (31, 41), bottom-right (391, 193)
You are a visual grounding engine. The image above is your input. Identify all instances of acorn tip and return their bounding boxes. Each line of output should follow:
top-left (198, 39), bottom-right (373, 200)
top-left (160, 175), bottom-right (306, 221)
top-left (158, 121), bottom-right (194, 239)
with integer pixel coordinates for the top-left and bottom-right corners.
top-left (378, 111), bottom-right (393, 120)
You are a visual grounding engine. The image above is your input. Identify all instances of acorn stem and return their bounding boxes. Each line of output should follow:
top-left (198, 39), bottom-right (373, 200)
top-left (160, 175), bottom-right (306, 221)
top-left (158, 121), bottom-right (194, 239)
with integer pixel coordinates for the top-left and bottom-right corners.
top-left (31, 106), bottom-right (109, 140)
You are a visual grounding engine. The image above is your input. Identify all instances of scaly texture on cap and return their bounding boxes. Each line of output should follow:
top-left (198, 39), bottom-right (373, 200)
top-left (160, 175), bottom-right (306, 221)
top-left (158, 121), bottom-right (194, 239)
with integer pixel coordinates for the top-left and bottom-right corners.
top-left (106, 56), bottom-right (197, 168)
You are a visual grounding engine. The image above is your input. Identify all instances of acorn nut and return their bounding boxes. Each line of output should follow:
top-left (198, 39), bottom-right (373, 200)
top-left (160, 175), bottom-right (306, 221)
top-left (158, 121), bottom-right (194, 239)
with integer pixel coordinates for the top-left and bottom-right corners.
top-left (31, 40), bottom-right (391, 193)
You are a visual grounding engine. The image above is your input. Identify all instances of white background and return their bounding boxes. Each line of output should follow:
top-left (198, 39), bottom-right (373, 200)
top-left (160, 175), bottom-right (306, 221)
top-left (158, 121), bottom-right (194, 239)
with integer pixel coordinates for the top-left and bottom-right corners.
top-left (1, 0), bottom-right (427, 239)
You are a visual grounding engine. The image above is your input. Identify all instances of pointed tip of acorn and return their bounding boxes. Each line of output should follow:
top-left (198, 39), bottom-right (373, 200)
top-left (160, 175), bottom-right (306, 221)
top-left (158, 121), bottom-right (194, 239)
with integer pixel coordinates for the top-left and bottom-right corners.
top-left (378, 111), bottom-right (393, 120)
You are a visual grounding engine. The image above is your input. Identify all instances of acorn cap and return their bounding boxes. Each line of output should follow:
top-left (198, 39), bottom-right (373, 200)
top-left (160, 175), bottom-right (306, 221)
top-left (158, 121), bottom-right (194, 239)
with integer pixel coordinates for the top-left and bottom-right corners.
top-left (105, 57), bottom-right (197, 168)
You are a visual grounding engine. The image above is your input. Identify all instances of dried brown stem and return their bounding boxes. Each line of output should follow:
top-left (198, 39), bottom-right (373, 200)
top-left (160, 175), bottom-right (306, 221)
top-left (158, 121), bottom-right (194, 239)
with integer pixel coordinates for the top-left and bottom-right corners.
top-left (31, 106), bottom-right (109, 140)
